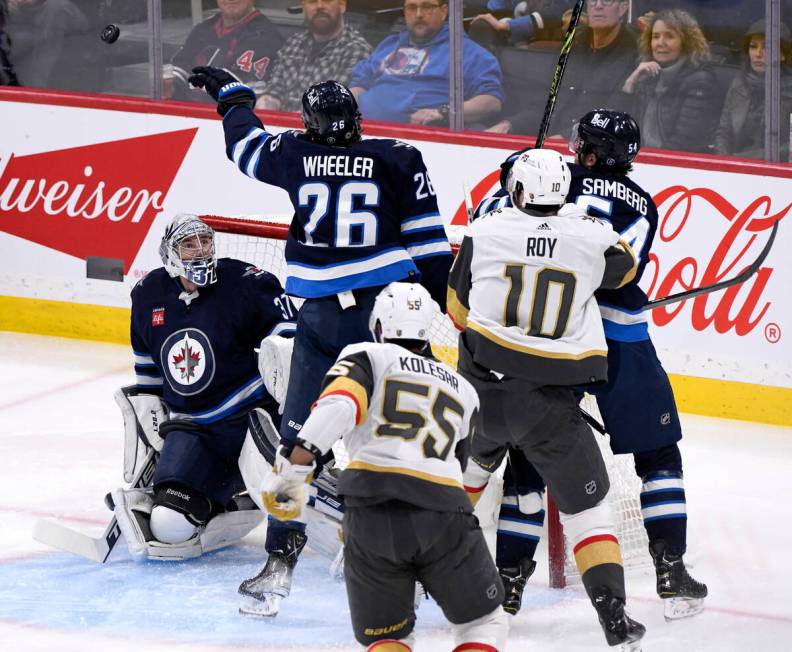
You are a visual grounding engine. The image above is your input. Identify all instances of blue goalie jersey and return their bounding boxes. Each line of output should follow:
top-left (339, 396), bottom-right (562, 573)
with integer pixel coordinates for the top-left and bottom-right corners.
top-left (130, 259), bottom-right (297, 424)
top-left (222, 106), bottom-right (452, 301)
top-left (474, 163), bottom-right (658, 342)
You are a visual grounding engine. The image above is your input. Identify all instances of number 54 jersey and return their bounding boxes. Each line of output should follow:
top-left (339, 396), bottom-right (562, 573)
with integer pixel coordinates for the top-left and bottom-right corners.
top-left (447, 205), bottom-right (638, 386)
top-left (313, 342), bottom-right (480, 514)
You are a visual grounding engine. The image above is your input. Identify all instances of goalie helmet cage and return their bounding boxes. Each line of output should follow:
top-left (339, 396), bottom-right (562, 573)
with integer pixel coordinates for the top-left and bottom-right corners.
top-left (201, 214), bottom-right (653, 588)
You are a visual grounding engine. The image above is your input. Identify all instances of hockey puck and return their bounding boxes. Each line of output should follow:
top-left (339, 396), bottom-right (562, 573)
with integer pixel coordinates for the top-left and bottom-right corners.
top-left (101, 24), bottom-right (120, 44)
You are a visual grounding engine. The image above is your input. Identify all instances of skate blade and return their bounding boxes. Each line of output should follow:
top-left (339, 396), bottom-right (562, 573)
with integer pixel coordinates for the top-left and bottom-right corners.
top-left (664, 596), bottom-right (705, 621)
top-left (238, 594), bottom-right (282, 618)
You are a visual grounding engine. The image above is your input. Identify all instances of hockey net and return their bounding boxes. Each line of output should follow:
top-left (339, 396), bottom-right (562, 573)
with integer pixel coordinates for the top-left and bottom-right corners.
top-left (203, 215), bottom-right (651, 587)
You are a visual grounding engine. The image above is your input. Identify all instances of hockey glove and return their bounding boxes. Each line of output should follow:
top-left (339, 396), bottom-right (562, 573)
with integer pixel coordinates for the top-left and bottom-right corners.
top-left (188, 66), bottom-right (255, 117)
top-left (261, 448), bottom-right (315, 521)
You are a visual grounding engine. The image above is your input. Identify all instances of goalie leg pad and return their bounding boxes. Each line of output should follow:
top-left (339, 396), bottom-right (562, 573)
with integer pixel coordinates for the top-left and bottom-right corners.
top-left (115, 386), bottom-right (168, 483)
top-left (150, 506), bottom-right (197, 544)
top-left (110, 487), bottom-right (154, 560)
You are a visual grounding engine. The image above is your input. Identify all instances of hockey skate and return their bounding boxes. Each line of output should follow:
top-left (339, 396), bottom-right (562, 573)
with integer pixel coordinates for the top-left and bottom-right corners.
top-left (650, 540), bottom-right (708, 621)
top-left (238, 530), bottom-right (307, 617)
top-left (499, 558), bottom-right (536, 616)
top-left (591, 586), bottom-right (646, 651)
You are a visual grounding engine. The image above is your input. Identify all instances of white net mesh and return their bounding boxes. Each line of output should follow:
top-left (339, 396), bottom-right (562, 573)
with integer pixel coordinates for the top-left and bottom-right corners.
top-left (209, 216), bottom-right (650, 581)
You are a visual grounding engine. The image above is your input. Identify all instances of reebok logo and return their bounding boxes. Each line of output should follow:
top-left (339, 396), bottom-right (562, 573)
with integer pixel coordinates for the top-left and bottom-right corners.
top-left (165, 488), bottom-right (191, 502)
top-left (0, 129), bottom-right (197, 273)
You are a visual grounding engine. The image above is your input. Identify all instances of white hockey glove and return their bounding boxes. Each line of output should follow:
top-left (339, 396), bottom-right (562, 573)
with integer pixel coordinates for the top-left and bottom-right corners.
top-left (261, 449), bottom-right (314, 522)
top-left (257, 335), bottom-right (294, 413)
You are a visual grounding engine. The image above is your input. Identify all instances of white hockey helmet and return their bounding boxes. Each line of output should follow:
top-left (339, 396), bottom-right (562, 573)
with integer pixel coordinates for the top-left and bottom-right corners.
top-left (369, 282), bottom-right (434, 343)
top-left (506, 148), bottom-right (570, 208)
top-left (159, 213), bottom-right (218, 287)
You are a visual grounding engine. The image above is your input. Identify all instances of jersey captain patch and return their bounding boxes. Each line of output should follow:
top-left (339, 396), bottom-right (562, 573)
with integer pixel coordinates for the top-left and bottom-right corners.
top-left (160, 328), bottom-right (216, 396)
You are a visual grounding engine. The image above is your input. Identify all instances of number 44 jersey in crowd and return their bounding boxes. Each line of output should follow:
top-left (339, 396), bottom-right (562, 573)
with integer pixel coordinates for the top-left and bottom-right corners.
top-left (316, 341), bottom-right (480, 514)
top-left (221, 107), bottom-right (451, 301)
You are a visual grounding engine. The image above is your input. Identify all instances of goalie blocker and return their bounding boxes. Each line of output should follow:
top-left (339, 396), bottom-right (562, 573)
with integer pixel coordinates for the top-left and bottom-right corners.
top-left (111, 386), bottom-right (263, 561)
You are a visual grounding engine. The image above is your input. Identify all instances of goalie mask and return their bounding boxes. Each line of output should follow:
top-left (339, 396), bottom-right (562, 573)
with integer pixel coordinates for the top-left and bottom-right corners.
top-left (369, 282), bottom-right (434, 344)
top-left (159, 214), bottom-right (218, 287)
top-left (301, 80), bottom-right (362, 146)
top-left (570, 109), bottom-right (641, 171)
top-left (506, 149), bottom-right (570, 209)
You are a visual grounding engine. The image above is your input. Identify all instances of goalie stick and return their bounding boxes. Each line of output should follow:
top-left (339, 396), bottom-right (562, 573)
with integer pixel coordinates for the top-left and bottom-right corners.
top-left (32, 448), bottom-right (157, 563)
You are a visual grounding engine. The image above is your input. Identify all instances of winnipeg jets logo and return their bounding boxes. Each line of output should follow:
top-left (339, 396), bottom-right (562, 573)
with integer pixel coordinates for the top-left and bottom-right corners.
top-left (172, 335), bottom-right (201, 381)
top-left (160, 328), bottom-right (215, 396)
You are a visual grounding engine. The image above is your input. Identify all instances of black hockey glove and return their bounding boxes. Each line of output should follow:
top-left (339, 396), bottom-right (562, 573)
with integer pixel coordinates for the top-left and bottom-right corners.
top-left (188, 66), bottom-right (255, 117)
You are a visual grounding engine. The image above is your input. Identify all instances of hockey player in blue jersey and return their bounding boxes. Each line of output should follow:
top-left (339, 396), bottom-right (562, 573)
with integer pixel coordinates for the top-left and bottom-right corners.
top-left (189, 66), bottom-right (453, 616)
top-left (112, 213), bottom-right (296, 561)
top-left (472, 110), bottom-right (707, 621)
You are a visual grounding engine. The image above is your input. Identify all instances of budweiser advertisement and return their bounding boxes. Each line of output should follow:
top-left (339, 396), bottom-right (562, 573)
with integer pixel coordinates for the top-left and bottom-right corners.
top-left (0, 97), bottom-right (789, 389)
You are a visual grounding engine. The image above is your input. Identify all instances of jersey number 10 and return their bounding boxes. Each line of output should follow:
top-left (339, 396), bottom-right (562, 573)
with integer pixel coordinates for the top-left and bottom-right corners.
top-left (504, 265), bottom-right (577, 339)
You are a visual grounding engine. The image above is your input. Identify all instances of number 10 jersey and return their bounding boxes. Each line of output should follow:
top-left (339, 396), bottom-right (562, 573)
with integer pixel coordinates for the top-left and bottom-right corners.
top-left (447, 205), bottom-right (638, 386)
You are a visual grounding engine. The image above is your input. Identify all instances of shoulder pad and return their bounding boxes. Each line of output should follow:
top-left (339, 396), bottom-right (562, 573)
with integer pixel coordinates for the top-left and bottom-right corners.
top-left (556, 203), bottom-right (589, 219)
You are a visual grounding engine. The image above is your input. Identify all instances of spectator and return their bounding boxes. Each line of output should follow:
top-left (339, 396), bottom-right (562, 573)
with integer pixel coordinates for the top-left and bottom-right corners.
top-left (349, 0), bottom-right (504, 126)
top-left (468, 1), bottom-right (548, 50)
top-left (487, 0), bottom-right (636, 136)
top-left (0, 0), bottom-right (19, 85)
top-left (621, 9), bottom-right (718, 152)
top-left (170, 0), bottom-right (282, 103)
top-left (714, 19), bottom-right (792, 161)
top-left (256, 0), bottom-right (371, 112)
top-left (6, 0), bottom-right (90, 89)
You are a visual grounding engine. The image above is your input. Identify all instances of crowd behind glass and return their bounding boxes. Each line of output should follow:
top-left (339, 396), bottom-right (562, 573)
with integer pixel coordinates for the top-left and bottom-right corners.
top-left (1, 0), bottom-right (790, 162)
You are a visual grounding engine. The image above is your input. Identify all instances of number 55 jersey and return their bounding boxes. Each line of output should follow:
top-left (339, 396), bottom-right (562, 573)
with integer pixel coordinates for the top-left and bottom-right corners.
top-left (300, 341), bottom-right (480, 514)
top-left (447, 205), bottom-right (638, 385)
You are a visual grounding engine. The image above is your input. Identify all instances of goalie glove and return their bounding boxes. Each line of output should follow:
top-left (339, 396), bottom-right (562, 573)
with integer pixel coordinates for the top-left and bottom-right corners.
top-left (261, 449), bottom-right (315, 522)
top-left (188, 66), bottom-right (255, 117)
top-left (257, 335), bottom-right (294, 413)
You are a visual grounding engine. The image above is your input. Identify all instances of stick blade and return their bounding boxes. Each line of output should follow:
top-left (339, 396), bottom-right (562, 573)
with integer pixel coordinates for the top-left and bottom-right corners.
top-left (32, 518), bottom-right (111, 563)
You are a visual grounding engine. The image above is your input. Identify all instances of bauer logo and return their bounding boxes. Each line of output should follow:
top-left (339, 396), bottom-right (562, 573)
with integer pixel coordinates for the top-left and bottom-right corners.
top-left (0, 129), bottom-right (197, 274)
top-left (160, 328), bottom-right (216, 396)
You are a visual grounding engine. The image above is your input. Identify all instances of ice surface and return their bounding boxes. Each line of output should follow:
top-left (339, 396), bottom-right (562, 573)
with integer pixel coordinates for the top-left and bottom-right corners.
top-left (1, 332), bottom-right (791, 651)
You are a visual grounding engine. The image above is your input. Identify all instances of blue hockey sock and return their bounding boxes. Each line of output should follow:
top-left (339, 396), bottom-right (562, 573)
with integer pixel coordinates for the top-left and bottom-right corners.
top-left (640, 471), bottom-right (687, 556)
top-left (496, 494), bottom-right (545, 569)
top-left (265, 516), bottom-right (306, 553)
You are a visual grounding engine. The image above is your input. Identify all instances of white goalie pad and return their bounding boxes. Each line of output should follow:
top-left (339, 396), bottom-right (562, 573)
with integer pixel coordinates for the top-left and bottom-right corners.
top-left (111, 486), bottom-right (263, 561)
top-left (239, 428), bottom-right (273, 513)
top-left (114, 387), bottom-right (168, 483)
top-left (257, 335), bottom-right (294, 411)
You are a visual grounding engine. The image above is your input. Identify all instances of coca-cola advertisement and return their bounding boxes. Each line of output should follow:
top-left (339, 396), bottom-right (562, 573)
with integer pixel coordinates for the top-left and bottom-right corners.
top-left (0, 95), bottom-right (790, 392)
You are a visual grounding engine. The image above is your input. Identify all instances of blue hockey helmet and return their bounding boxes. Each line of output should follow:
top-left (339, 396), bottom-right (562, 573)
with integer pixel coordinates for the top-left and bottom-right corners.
top-left (570, 109), bottom-right (641, 172)
top-left (159, 214), bottom-right (217, 287)
top-left (301, 80), bottom-right (362, 146)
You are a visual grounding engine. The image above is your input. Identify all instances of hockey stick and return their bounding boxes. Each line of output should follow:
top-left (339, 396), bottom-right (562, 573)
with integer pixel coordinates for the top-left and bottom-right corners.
top-left (643, 219), bottom-right (779, 310)
top-left (535, 0), bottom-right (586, 148)
top-left (32, 448), bottom-right (157, 563)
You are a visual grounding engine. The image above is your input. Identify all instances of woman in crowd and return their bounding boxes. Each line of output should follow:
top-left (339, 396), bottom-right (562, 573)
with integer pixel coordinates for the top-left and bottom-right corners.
top-left (621, 9), bottom-right (718, 152)
top-left (714, 19), bottom-right (792, 161)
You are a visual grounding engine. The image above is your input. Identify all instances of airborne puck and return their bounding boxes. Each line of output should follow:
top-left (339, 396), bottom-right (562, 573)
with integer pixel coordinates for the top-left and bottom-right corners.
top-left (101, 24), bottom-right (120, 44)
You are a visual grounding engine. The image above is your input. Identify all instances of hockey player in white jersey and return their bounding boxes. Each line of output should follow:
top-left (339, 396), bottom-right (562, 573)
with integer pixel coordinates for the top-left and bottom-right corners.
top-left (260, 282), bottom-right (508, 652)
top-left (448, 149), bottom-right (645, 650)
